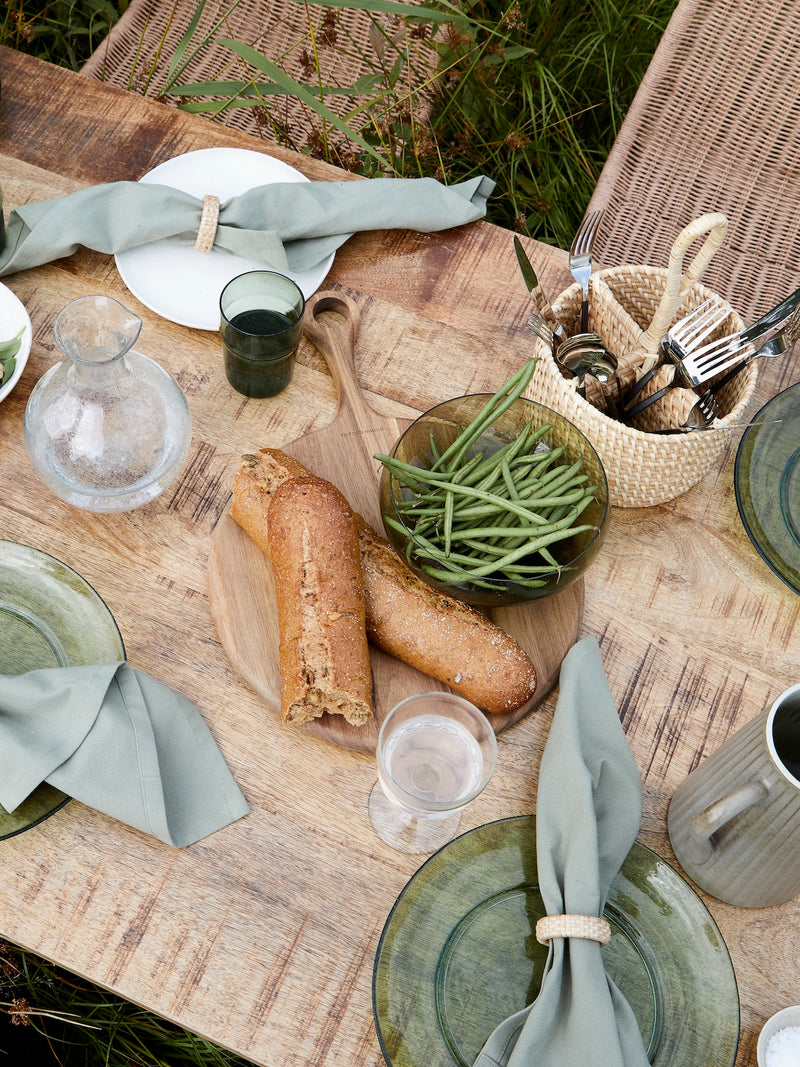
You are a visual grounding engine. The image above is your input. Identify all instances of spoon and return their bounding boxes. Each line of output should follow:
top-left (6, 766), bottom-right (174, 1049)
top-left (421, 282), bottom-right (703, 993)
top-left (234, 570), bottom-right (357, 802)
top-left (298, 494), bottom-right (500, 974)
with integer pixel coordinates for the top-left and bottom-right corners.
top-left (556, 340), bottom-right (618, 384)
top-left (555, 335), bottom-right (619, 415)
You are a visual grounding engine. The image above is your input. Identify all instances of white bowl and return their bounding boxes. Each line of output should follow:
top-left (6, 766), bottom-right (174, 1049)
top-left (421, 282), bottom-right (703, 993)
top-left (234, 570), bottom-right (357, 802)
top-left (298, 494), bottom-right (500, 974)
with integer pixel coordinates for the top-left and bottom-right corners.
top-left (0, 281), bottom-right (32, 404)
top-left (757, 1005), bottom-right (800, 1066)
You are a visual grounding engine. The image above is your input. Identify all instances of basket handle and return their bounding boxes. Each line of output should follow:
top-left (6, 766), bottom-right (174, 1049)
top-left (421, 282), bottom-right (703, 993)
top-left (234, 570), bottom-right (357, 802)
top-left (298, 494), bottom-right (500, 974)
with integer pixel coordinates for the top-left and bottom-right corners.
top-left (630, 213), bottom-right (729, 373)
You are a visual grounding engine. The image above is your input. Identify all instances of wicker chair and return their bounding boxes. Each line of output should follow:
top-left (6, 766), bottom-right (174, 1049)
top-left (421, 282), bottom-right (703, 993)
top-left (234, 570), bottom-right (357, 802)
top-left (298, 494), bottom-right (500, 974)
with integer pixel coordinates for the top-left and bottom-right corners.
top-left (587, 0), bottom-right (800, 320)
top-left (82, 0), bottom-right (438, 153)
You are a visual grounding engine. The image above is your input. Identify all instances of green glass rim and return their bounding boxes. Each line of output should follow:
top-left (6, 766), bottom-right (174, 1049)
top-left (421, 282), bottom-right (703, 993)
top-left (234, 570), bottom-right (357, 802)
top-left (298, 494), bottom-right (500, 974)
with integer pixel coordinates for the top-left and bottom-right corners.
top-left (385, 395), bottom-right (609, 599)
top-left (0, 540), bottom-right (126, 839)
top-left (372, 814), bottom-right (739, 1067)
top-left (734, 382), bottom-right (800, 595)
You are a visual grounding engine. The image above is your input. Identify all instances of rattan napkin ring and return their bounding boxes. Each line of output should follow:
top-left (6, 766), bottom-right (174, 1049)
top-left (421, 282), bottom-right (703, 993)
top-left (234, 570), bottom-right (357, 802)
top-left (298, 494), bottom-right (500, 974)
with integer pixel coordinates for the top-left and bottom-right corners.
top-left (194, 194), bottom-right (220, 253)
top-left (535, 914), bottom-right (611, 946)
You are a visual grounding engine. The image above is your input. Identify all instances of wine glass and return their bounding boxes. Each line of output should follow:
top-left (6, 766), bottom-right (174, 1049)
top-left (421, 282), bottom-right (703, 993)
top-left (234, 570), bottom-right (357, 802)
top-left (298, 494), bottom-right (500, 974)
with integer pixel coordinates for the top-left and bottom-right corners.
top-left (368, 692), bottom-right (497, 855)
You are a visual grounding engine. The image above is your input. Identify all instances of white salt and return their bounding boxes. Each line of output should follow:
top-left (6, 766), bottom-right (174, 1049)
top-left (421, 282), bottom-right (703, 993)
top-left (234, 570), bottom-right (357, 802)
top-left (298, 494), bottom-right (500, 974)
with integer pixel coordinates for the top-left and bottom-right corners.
top-left (766, 1025), bottom-right (800, 1066)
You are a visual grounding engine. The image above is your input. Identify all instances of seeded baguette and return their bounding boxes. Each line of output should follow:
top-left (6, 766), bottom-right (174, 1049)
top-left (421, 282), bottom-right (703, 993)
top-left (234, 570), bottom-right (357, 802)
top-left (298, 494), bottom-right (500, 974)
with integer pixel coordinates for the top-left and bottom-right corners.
top-left (232, 448), bottom-right (537, 714)
top-left (232, 449), bottom-right (309, 558)
top-left (352, 515), bottom-right (537, 713)
top-left (267, 475), bottom-right (374, 726)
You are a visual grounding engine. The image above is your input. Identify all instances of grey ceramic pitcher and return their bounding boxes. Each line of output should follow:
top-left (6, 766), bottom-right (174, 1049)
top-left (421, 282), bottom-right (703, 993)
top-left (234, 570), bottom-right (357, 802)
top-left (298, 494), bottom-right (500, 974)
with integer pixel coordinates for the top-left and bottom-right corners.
top-left (668, 683), bottom-right (800, 907)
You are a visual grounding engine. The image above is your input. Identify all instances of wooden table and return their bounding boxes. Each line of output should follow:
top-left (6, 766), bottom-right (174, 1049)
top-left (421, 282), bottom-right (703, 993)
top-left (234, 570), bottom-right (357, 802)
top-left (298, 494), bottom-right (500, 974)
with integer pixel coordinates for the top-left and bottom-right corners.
top-left (0, 46), bottom-right (798, 1067)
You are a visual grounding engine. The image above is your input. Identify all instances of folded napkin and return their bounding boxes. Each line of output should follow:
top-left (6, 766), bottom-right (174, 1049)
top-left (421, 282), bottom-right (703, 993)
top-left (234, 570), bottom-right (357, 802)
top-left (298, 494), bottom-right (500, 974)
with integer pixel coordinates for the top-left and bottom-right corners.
top-left (0, 175), bottom-right (495, 278)
top-left (0, 662), bottom-right (250, 847)
top-left (474, 637), bottom-right (649, 1067)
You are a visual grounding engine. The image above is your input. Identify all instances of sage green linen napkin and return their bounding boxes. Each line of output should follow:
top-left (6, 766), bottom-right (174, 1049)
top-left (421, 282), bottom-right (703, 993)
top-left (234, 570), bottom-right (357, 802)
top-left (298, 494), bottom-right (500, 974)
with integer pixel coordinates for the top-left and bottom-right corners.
top-left (473, 636), bottom-right (649, 1067)
top-left (0, 662), bottom-right (250, 847)
top-left (0, 175), bottom-right (495, 277)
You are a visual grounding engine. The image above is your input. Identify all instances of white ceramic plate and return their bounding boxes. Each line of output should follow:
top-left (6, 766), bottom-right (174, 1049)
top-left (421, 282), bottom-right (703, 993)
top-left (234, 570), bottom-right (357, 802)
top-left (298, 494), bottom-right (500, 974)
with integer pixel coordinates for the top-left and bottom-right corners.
top-left (0, 282), bottom-right (32, 404)
top-left (115, 147), bottom-right (335, 331)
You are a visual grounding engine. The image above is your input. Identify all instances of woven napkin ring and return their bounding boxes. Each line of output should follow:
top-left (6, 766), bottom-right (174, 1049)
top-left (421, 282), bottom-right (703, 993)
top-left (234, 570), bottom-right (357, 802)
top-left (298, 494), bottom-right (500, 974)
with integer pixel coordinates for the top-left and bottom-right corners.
top-left (535, 914), bottom-right (611, 947)
top-left (194, 195), bottom-right (220, 253)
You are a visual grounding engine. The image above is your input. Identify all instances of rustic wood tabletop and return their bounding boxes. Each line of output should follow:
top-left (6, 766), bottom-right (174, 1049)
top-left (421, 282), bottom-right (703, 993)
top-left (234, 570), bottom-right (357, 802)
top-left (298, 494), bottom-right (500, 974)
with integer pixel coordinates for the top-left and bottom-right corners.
top-left (0, 46), bottom-right (798, 1067)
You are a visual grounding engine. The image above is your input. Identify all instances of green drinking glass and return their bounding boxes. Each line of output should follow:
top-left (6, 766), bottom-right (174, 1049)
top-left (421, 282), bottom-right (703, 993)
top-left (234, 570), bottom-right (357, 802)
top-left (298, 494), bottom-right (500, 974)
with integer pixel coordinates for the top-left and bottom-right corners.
top-left (219, 270), bottom-right (306, 398)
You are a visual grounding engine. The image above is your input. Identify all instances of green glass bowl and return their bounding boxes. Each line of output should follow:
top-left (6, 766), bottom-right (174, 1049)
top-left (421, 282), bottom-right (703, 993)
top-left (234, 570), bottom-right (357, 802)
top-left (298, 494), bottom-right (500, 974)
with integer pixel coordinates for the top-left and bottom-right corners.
top-left (379, 395), bottom-right (609, 607)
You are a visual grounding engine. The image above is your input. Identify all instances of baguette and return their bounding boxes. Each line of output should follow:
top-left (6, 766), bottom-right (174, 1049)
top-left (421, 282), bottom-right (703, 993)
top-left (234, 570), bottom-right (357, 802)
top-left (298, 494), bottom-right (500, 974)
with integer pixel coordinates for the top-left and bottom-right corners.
top-left (232, 449), bottom-right (310, 559)
top-left (353, 516), bottom-right (537, 714)
top-left (267, 475), bottom-right (373, 726)
top-left (232, 448), bottom-right (537, 714)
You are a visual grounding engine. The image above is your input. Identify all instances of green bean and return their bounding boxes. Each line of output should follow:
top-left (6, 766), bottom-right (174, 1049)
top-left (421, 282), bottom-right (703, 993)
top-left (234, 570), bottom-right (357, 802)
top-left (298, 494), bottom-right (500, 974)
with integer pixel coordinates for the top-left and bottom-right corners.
top-left (408, 539), bottom-right (551, 567)
top-left (443, 488), bottom-right (454, 556)
top-left (447, 536), bottom-right (582, 564)
top-left (499, 457), bottom-right (521, 502)
top-left (518, 487), bottom-right (591, 509)
top-left (459, 421), bottom-right (541, 487)
top-left (396, 472), bottom-right (595, 540)
top-left (400, 478), bottom-right (557, 525)
top-left (421, 565), bottom-right (551, 590)
top-left (375, 455), bottom-right (456, 483)
top-left (406, 522), bottom-right (597, 577)
top-left (529, 459), bottom-right (586, 498)
top-left (447, 497), bottom-right (596, 543)
top-left (517, 461), bottom-right (575, 495)
top-left (431, 359), bottom-right (538, 472)
top-left (376, 358), bottom-right (603, 588)
top-left (419, 559), bottom-right (553, 590)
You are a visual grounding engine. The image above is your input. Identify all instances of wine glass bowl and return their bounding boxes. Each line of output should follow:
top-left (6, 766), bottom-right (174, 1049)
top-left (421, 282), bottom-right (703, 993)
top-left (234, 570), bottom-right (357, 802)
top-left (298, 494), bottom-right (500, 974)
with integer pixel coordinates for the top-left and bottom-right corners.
top-left (368, 691), bottom-right (497, 855)
top-left (379, 394), bottom-right (609, 607)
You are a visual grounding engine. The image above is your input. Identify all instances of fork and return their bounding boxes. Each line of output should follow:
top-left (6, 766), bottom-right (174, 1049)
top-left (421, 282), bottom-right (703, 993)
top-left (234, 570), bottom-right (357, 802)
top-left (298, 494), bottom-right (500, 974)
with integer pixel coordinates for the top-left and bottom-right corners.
top-left (664, 298), bottom-right (730, 361)
top-left (681, 389), bottom-right (720, 428)
top-left (648, 393), bottom-right (724, 433)
top-left (710, 324), bottom-right (800, 396)
top-left (527, 308), bottom-right (555, 350)
top-left (621, 298), bottom-right (735, 414)
top-left (569, 208), bottom-right (605, 333)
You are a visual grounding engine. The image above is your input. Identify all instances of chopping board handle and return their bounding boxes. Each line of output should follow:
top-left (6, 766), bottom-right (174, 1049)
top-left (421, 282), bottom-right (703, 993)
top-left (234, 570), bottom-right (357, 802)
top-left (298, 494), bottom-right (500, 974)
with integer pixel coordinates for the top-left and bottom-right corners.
top-left (303, 290), bottom-right (374, 426)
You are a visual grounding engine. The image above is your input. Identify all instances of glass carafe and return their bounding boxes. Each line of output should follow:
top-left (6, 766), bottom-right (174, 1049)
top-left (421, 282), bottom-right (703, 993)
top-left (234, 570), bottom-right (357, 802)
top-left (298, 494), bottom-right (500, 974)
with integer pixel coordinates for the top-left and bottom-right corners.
top-left (24, 295), bottom-right (192, 512)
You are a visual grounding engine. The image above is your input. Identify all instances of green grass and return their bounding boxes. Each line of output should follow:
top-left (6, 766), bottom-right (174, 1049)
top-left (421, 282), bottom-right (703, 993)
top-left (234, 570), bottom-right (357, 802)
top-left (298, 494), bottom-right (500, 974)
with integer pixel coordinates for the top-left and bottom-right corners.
top-left (1, 0), bottom-right (125, 69)
top-left (0, 942), bottom-right (257, 1065)
top-left (0, 0), bottom-right (677, 1061)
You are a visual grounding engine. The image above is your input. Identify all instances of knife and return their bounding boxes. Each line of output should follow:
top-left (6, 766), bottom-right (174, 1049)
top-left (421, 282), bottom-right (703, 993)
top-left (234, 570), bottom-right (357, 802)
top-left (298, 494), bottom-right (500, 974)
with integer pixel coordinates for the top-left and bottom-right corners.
top-left (739, 285), bottom-right (800, 348)
top-left (709, 288), bottom-right (800, 394)
top-left (514, 237), bottom-right (566, 342)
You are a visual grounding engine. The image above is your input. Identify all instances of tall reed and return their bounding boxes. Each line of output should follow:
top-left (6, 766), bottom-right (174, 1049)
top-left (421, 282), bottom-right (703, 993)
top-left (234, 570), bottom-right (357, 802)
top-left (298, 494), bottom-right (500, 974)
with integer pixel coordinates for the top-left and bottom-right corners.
top-left (145, 0), bottom-right (679, 245)
top-left (2, 0), bottom-right (677, 245)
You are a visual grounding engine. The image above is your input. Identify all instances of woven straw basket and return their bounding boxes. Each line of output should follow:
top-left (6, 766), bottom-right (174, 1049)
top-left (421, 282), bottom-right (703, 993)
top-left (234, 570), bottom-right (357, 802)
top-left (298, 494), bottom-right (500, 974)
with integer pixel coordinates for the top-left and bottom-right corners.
top-left (525, 264), bottom-right (758, 508)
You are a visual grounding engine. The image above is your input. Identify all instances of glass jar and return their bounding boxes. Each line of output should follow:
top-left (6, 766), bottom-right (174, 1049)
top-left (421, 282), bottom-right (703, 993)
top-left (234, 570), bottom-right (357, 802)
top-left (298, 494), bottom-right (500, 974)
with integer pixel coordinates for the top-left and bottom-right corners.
top-left (24, 295), bottom-right (192, 512)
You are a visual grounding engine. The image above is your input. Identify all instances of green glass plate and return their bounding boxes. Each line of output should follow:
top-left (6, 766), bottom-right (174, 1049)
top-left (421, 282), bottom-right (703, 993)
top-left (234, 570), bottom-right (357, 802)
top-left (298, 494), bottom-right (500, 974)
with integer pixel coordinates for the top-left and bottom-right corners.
top-left (0, 541), bottom-right (125, 839)
top-left (373, 816), bottom-right (739, 1067)
top-left (734, 382), bottom-right (800, 595)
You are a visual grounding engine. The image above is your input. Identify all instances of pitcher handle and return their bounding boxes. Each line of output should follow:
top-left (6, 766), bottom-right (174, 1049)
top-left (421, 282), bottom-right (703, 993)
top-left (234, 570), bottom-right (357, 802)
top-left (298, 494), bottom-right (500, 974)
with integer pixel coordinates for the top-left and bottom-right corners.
top-left (684, 779), bottom-right (770, 865)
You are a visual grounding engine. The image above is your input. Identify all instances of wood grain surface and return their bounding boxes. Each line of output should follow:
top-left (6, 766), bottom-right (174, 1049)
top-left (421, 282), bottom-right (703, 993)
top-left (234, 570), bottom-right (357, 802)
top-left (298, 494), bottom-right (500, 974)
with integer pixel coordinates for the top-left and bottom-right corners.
top-left (207, 289), bottom-right (583, 752)
top-left (0, 46), bottom-right (798, 1067)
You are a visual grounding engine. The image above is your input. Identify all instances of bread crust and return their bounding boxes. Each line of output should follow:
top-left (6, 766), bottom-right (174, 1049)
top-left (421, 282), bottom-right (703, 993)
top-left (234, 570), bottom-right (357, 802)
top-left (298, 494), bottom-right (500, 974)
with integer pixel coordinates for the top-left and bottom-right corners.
top-left (267, 475), bottom-right (373, 726)
top-left (232, 448), bottom-right (537, 714)
top-left (232, 449), bottom-right (309, 558)
top-left (353, 516), bottom-right (537, 714)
